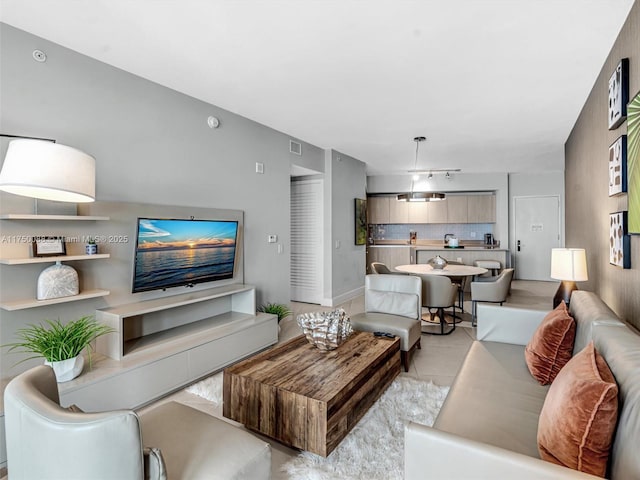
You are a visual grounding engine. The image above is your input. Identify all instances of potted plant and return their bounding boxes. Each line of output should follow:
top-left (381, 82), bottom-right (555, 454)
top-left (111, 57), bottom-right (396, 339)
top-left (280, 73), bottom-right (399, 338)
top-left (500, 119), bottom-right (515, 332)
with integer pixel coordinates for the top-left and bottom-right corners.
top-left (257, 302), bottom-right (292, 324)
top-left (3, 315), bottom-right (114, 382)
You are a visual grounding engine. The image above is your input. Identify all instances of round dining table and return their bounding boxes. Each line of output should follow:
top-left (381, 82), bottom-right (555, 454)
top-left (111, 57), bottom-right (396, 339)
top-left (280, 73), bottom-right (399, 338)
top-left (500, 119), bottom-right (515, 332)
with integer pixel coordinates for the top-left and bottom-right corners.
top-left (395, 264), bottom-right (488, 277)
top-left (395, 263), bottom-right (488, 322)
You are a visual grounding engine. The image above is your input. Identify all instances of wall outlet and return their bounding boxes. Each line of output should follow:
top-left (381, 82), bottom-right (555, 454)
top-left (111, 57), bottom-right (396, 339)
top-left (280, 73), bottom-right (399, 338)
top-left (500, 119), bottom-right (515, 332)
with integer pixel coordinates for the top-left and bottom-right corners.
top-left (277, 244), bottom-right (283, 254)
top-left (457, 257), bottom-right (463, 263)
top-left (335, 240), bottom-right (341, 249)
top-left (256, 162), bottom-right (264, 174)
top-left (268, 234), bottom-right (277, 243)
top-left (470, 231), bottom-right (476, 238)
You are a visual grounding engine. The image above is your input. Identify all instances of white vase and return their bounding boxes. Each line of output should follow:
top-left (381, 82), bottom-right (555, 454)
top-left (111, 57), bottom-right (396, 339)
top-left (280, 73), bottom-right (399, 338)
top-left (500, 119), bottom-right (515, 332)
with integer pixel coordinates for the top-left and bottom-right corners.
top-left (44, 355), bottom-right (85, 383)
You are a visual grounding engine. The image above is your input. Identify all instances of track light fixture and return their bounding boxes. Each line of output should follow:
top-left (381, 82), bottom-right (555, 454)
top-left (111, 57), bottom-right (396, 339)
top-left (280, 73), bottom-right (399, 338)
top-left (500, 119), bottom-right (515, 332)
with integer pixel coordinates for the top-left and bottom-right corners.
top-left (397, 137), bottom-right (446, 202)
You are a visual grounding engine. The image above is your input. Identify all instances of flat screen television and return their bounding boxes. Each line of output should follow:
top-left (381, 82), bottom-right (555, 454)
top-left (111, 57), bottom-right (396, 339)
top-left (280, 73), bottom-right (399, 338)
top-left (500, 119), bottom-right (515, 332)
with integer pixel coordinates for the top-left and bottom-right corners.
top-left (132, 217), bottom-right (239, 293)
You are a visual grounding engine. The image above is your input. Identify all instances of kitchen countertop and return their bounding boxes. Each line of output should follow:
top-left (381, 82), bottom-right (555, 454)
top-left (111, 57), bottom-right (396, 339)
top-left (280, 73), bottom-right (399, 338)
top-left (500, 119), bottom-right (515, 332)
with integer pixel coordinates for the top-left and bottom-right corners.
top-left (367, 243), bottom-right (506, 251)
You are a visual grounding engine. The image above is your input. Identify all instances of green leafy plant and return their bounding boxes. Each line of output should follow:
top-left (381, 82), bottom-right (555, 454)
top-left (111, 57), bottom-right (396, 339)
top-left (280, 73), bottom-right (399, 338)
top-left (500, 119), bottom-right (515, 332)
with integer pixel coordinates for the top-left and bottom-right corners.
top-left (86, 237), bottom-right (96, 245)
top-left (257, 303), bottom-right (292, 323)
top-left (3, 315), bottom-right (114, 365)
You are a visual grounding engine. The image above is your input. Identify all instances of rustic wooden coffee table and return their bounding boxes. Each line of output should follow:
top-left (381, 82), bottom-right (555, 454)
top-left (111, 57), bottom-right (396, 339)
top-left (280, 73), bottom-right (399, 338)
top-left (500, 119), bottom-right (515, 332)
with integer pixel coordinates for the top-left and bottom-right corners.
top-left (223, 331), bottom-right (400, 456)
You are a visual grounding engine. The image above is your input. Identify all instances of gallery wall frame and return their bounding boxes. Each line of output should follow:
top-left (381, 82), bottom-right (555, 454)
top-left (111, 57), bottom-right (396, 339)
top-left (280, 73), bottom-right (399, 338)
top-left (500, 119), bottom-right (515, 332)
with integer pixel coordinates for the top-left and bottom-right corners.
top-left (628, 89), bottom-right (640, 234)
top-left (609, 211), bottom-right (630, 269)
top-left (609, 135), bottom-right (627, 196)
top-left (355, 198), bottom-right (367, 245)
top-left (608, 58), bottom-right (629, 130)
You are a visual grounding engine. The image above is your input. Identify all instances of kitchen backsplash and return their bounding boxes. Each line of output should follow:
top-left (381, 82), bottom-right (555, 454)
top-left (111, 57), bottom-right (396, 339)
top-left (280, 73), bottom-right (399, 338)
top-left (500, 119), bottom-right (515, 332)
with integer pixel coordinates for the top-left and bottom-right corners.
top-left (371, 223), bottom-right (493, 241)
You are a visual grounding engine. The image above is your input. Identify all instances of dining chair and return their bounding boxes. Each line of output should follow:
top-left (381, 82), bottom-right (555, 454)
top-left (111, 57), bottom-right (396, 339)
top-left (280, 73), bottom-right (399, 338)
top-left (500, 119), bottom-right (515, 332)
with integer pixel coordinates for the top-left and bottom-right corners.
top-left (371, 262), bottom-right (394, 274)
top-left (445, 260), bottom-right (467, 309)
top-left (419, 274), bottom-right (458, 335)
top-left (470, 268), bottom-right (514, 326)
top-left (371, 262), bottom-right (409, 275)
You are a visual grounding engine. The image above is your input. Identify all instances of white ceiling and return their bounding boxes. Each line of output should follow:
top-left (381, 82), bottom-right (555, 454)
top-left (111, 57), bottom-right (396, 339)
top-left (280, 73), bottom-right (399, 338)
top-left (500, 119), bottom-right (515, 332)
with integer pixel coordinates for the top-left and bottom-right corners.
top-left (0, 0), bottom-right (635, 175)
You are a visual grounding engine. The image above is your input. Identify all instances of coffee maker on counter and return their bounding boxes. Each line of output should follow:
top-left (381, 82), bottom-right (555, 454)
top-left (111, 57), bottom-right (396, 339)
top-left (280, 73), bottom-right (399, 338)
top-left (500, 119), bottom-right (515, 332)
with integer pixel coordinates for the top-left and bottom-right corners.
top-left (484, 233), bottom-right (494, 247)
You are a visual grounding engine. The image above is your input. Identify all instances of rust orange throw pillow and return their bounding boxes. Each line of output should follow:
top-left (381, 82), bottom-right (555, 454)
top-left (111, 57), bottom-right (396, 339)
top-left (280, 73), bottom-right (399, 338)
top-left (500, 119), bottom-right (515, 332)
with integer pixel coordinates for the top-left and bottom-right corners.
top-left (525, 301), bottom-right (575, 385)
top-left (537, 342), bottom-right (618, 477)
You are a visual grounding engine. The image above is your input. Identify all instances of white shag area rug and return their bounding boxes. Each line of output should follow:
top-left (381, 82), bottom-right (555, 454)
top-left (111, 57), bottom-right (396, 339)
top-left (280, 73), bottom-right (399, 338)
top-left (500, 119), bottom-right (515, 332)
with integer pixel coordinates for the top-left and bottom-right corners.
top-left (187, 373), bottom-right (448, 480)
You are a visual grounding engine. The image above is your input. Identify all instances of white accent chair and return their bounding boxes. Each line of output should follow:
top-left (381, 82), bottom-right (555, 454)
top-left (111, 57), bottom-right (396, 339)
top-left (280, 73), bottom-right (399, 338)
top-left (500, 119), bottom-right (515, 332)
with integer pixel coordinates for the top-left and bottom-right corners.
top-left (351, 274), bottom-right (422, 371)
top-left (4, 365), bottom-right (271, 480)
top-left (470, 268), bottom-right (514, 326)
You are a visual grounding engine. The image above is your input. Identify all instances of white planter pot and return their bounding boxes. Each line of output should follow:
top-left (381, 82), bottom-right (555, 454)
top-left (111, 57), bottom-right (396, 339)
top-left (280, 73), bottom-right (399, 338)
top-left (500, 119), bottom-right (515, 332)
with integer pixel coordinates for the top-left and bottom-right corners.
top-left (44, 355), bottom-right (85, 383)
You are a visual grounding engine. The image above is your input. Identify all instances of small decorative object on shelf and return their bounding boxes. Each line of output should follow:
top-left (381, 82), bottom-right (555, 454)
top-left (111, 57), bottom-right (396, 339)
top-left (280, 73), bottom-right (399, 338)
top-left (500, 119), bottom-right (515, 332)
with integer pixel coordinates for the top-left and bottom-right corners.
top-left (297, 308), bottom-right (353, 351)
top-left (37, 261), bottom-right (79, 300)
top-left (1, 315), bottom-right (114, 382)
top-left (32, 236), bottom-right (66, 257)
top-left (428, 255), bottom-right (448, 270)
top-left (85, 237), bottom-right (98, 255)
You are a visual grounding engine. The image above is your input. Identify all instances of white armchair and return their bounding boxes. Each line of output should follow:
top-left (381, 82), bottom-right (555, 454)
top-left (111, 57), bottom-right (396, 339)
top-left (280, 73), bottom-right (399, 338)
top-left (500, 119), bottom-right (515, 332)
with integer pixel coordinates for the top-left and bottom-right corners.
top-left (351, 274), bottom-right (422, 371)
top-left (4, 365), bottom-right (271, 480)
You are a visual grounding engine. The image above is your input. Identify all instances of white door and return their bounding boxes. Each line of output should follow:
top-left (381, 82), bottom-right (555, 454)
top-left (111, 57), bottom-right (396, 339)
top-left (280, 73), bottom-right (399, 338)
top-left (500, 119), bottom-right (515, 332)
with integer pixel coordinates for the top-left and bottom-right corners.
top-left (513, 195), bottom-right (561, 280)
top-left (290, 179), bottom-right (323, 303)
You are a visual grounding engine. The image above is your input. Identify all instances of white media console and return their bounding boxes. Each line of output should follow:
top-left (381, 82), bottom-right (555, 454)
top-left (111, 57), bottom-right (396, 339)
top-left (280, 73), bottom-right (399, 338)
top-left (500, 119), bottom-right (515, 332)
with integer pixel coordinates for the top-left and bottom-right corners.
top-left (57, 284), bottom-right (278, 411)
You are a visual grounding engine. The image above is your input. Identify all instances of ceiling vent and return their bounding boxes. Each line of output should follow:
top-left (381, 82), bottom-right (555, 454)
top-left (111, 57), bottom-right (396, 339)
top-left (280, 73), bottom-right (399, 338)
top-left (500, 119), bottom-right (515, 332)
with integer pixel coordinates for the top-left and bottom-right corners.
top-left (289, 140), bottom-right (302, 156)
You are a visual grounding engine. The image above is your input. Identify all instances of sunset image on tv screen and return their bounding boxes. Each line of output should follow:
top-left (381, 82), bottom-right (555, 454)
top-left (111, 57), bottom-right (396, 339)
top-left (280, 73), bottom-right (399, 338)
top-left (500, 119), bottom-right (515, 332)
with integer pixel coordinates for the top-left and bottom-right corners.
top-left (133, 218), bottom-right (238, 292)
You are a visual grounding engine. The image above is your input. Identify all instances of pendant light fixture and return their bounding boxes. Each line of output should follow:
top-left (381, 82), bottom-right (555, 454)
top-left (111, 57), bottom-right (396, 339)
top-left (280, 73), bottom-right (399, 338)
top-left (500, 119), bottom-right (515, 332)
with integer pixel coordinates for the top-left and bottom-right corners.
top-left (397, 137), bottom-right (445, 202)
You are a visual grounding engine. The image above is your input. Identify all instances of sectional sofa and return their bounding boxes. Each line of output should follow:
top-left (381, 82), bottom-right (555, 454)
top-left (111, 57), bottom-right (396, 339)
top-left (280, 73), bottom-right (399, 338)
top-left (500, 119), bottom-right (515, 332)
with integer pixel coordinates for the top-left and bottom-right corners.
top-left (405, 291), bottom-right (640, 479)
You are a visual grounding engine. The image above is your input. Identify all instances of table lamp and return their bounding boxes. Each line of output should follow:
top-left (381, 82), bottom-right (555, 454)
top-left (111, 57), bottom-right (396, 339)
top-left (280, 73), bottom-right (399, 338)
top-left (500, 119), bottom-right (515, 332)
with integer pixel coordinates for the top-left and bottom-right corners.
top-left (0, 138), bottom-right (95, 203)
top-left (550, 248), bottom-right (588, 308)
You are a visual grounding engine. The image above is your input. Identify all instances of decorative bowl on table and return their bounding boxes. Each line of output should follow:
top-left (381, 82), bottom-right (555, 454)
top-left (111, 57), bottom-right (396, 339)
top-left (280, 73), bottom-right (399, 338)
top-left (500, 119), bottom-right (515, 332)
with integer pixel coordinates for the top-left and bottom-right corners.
top-left (297, 308), bottom-right (353, 351)
top-left (427, 255), bottom-right (448, 270)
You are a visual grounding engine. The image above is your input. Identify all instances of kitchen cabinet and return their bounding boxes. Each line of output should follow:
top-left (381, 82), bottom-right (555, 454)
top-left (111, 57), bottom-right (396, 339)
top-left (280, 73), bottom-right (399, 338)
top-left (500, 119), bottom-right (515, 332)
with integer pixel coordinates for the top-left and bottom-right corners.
top-left (467, 194), bottom-right (496, 223)
top-left (367, 196), bottom-right (390, 224)
top-left (407, 202), bottom-right (429, 223)
top-left (428, 200), bottom-right (448, 223)
top-left (368, 193), bottom-right (495, 224)
top-left (389, 198), bottom-right (409, 223)
top-left (447, 196), bottom-right (468, 223)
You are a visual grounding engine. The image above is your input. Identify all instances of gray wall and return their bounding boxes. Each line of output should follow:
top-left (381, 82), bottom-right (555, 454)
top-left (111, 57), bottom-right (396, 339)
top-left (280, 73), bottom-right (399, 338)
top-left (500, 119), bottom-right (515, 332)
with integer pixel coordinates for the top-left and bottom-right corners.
top-left (565, 2), bottom-right (640, 329)
top-left (0, 23), bottom-right (361, 377)
top-left (324, 150), bottom-right (367, 305)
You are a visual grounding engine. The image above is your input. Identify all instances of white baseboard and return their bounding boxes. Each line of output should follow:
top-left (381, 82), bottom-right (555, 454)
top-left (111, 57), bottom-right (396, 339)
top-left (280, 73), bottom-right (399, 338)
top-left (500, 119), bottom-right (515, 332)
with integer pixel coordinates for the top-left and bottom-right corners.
top-left (321, 285), bottom-right (364, 307)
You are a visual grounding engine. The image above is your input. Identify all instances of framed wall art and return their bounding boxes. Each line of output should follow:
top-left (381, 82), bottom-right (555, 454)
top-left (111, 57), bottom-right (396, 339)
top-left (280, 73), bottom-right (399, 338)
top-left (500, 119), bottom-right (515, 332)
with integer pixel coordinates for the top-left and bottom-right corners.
top-left (609, 211), bottom-right (630, 269)
top-left (354, 198), bottom-right (367, 245)
top-left (609, 135), bottom-right (627, 196)
top-left (628, 89), bottom-right (640, 234)
top-left (608, 58), bottom-right (629, 130)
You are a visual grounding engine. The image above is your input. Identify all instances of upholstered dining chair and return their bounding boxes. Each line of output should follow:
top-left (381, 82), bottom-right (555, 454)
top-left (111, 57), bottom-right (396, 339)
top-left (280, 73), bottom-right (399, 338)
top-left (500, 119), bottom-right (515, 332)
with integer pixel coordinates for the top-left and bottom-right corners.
top-left (351, 274), bottom-right (422, 371)
top-left (445, 260), bottom-right (467, 309)
top-left (4, 365), bottom-right (271, 480)
top-left (419, 274), bottom-right (458, 335)
top-left (371, 262), bottom-right (393, 274)
top-left (470, 268), bottom-right (515, 326)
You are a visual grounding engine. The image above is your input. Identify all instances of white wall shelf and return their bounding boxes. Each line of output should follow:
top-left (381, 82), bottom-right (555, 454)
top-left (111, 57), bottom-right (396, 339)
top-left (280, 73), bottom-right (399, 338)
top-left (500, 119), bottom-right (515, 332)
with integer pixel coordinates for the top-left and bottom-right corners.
top-left (0, 289), bottom-right (111, 311)
top-left (0, 253), bottom-right (110, 265)
top-left (0, 214), bottom-right (110, 221)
